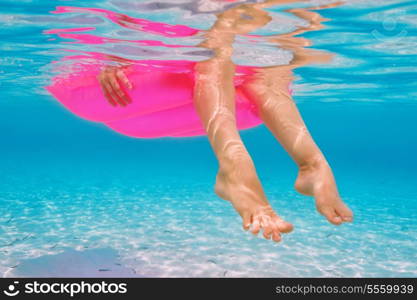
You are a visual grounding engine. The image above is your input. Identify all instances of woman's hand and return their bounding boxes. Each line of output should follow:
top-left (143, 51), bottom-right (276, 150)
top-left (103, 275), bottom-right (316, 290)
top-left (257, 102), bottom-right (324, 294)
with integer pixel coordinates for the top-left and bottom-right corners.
top-left (215, 5), bottom-right (272, 35)
top-left (97, 65), bottom-right (133, 107)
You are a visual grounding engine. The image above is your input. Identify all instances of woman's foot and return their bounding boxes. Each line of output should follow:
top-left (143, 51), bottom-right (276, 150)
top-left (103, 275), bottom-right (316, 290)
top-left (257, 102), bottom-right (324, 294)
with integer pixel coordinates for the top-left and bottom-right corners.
top-left (295, 157), bottom-right (353, 225)
top-left (215, 160), bottom-right (293, 242)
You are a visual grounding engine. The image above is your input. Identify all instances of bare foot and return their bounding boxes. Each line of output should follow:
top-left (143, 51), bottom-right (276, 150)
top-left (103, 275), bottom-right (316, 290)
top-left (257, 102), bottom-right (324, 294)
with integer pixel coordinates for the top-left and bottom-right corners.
top-left (215, 161), bottom-right (293, 242)
top-left (295, 157), bottom-right (353, 225)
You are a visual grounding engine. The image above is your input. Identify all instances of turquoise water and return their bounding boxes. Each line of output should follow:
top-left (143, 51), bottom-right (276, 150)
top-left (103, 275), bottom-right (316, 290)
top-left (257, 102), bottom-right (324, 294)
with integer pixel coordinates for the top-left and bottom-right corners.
top-left (1, 0), bottom-right (417, 277)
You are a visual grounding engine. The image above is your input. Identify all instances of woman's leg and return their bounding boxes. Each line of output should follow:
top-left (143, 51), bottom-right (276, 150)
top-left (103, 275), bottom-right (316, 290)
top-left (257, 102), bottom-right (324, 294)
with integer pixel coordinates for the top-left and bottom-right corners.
top-left (242, 68), bottom-right (353, 225)
top-left (193, 58), bottom-right (293, 242)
